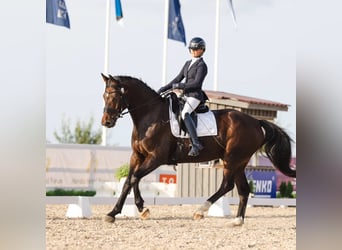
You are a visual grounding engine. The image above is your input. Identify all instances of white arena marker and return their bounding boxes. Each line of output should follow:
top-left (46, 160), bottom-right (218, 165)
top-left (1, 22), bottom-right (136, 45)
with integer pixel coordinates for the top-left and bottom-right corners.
top-left (208, 197), bottom-right (231, 217)
top-left (116, 204), bottom-right (138, 217)
top-left (66, 196), bottom-right (92, 218)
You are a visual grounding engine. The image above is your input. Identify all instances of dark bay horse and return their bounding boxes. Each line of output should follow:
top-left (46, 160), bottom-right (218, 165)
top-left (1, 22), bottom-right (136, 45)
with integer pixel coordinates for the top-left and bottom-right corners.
top-left (101, 74), bottom-right (296, 225)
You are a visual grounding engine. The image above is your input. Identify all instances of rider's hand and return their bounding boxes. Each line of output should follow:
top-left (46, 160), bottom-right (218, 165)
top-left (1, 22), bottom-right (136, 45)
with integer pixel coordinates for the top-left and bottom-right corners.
top-left (172, 83), bottom-right (185, 89)
top-left (157, 86), bottom-right (167, 95)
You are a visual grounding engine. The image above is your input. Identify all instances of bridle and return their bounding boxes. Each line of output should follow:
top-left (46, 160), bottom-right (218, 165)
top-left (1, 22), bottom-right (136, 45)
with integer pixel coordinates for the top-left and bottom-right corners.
top-left (103, 79), bottom-right (129, 120)
top-left (103, 76), bottom-right (167, 120)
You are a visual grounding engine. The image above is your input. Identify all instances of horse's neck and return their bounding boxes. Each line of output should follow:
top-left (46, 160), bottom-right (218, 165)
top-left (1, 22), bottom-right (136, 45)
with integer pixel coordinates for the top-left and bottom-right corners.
top-left (124, 86), bottom-right (153, 109)
top-left (123, 80), bottom-right (164, 125)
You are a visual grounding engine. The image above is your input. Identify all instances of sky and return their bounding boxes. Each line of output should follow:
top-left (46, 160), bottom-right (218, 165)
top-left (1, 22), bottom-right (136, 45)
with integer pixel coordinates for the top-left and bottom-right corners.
top-left (46, 0), bottom-right (296, 154)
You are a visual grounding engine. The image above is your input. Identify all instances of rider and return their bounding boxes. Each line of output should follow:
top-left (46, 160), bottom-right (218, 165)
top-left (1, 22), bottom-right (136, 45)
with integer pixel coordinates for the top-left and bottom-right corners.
top-left (157, 37), bottom-right (208, 157)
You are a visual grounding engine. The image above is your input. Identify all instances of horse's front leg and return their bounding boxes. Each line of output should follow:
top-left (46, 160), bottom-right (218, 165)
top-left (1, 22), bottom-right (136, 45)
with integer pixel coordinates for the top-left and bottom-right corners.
top-left (132, 177), bottom-right (150, 220)
top-left (104, 176), bottom-right (132, 223)
top-left (131, 155), bottom-right (161, 220)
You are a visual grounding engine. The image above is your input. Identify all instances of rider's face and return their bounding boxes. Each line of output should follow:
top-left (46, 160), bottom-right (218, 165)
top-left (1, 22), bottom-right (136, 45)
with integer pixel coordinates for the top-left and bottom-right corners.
top-left (190, 48), bottom-right (204, 58)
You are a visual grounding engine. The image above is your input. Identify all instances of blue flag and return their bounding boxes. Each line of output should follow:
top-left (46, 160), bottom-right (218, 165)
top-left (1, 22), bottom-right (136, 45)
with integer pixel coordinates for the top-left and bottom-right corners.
top-left (46, 0), bottom-right (70, 29)
top-left (168, 0), bottom-right (186, 45)
top-left (115, 0), bottom-right (123, 21)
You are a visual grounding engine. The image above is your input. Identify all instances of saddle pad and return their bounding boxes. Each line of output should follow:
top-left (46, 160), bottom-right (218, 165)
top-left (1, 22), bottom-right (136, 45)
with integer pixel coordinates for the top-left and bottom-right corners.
top-left (169, 102), bottom-right (218, 138)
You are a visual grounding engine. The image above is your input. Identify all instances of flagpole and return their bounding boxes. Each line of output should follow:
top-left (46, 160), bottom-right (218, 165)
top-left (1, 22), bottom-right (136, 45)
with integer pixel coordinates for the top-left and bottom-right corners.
top-left (102, 0), bottom-right (111, 146)
top-left (213, 0), bottom-right (220, 91)
top-left (162, 0), bottom-right (170, 86)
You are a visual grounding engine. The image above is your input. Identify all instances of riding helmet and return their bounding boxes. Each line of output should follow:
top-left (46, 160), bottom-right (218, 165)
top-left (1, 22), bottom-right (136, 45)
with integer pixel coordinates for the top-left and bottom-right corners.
top-left (188, 37), bottom-right (206, 51)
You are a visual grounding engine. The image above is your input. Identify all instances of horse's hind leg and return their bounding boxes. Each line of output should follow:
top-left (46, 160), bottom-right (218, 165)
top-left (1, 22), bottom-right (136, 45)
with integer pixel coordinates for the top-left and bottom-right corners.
top-left (232, 169), bottom-right (250, 226)
top-left (193, 168), bottom-right (235, 220)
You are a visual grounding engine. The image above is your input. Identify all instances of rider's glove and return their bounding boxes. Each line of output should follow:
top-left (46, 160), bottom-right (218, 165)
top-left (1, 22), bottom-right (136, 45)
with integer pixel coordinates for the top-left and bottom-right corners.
top-left (157, 86), bottom-right (168, 95)
top-left (172, 83), bottom-right (185, 89)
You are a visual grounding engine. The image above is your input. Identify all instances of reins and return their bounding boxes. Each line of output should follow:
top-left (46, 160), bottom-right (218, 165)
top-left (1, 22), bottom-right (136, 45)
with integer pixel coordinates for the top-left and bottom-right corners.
top-left (105, 78), bottom-right (226, 150)
top-left (116, 90), bottom-right (163, 119)
top-left (104, 77), bottom-right (162, 119)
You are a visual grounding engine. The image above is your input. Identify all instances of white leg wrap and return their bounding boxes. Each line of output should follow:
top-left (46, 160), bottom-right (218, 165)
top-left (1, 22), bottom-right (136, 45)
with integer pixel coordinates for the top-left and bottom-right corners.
top-left (193, 201), bottom-right (212, 219)
top-left (199, 201), bottom-right (212, 212)
top-left (232, 216), bottom-right (244, 226)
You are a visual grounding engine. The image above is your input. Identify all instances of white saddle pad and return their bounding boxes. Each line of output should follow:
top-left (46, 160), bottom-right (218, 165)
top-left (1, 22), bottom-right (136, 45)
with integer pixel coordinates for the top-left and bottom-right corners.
top-left (169, 101), bottom-right (218, 138)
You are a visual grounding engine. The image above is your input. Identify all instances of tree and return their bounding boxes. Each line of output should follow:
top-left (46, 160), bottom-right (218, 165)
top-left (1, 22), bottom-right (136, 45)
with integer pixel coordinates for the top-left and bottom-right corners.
top-left (286, 181), bottom-right (294, 198)
top-left (54, 115), bottom-right (102, 144)
top-left (279, 181), bottom-right (294, 198)
top-left (279, 182), bottom-right (287, 198)
top-left (248, 179), bottom-right (255, 194)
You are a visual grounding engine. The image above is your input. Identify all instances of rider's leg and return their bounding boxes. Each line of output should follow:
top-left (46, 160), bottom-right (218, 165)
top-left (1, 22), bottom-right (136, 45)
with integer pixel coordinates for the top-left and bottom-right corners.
top-left (182, 97), bottom-right (203, 156)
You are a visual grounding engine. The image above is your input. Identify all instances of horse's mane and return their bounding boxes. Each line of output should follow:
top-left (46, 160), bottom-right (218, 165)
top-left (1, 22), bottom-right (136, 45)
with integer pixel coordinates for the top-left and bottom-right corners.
top-left (116, 75), bottom-right (159, 96)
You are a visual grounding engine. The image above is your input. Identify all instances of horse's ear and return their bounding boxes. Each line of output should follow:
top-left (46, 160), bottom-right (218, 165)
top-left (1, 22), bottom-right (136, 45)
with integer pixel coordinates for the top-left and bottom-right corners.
top-left (101, 73), bottom-right (109, 82)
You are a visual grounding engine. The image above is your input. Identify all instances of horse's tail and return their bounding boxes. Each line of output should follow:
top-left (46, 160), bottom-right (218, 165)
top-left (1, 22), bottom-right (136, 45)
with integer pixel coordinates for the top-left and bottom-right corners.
top-left (259, 120), bottom-right (296, 178)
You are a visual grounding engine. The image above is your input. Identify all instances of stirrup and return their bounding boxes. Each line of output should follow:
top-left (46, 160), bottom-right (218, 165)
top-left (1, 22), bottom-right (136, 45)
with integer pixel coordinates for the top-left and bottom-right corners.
top-left (188, 143), bottom-right (204, 157)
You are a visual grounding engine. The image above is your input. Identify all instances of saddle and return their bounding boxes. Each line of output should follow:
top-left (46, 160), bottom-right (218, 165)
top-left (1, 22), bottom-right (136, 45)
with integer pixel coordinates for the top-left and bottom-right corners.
top-left (164, 92), bottom-right (217, 163)
top-left (168, 92), bottom-right (209, 136)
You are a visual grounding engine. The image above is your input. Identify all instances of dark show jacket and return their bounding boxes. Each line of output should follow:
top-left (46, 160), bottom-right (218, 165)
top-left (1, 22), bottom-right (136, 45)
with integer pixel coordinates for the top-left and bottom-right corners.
top-left (161, 57), bottom-right (208, 102)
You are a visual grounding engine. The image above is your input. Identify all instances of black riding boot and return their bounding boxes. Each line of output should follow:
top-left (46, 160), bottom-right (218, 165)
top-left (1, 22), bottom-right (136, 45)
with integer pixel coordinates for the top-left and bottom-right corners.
top-left (183, 113), bottom-right (204, 156)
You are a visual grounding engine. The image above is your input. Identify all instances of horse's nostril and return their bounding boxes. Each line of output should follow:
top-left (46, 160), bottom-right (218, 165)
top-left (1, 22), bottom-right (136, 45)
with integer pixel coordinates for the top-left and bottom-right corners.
top-left (105, 120), bottom-right (115, 127)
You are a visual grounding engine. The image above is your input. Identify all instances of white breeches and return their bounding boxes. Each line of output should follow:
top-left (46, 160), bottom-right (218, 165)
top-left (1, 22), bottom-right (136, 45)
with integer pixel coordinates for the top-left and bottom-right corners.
top-left (181, 96), bottom-right (201, 119)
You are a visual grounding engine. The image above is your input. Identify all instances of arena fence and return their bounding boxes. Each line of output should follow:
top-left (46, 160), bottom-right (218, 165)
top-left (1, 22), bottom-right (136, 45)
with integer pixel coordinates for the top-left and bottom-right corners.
top-left (46, 196), bottom-right (296, 207)
top-left (46, 144), bottom-right (296, 208)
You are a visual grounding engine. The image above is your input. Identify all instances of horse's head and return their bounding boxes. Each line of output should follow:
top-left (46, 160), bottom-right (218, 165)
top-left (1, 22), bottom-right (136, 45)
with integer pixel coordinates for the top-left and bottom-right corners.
top-left (101, 73), bottom-right (127, 128)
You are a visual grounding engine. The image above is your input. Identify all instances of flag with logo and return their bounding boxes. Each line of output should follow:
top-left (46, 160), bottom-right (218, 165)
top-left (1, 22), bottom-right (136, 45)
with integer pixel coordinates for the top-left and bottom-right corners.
top-left (46, 0), bottom-right (70, 29)
top-left (168, 0), bottom-right (186, 45)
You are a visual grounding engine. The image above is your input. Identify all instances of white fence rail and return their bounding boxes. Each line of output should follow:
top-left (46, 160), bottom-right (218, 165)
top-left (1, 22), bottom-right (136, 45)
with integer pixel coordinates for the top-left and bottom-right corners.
top-left (46, 196), bottom-right (296, 207)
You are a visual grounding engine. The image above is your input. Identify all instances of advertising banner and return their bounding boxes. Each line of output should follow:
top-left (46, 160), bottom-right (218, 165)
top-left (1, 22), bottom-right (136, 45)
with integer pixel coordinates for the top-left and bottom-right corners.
top-left (245, 169), bottom-right (277, 198)
top-left (46, 145), bottom-right (131, 189)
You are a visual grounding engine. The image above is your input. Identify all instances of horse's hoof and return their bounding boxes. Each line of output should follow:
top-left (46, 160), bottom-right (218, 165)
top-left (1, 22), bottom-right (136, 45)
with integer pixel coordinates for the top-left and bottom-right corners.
top-left (139, 208), bottom-right (150, 220)
top-left (193, 212), bottom-right (204, 220)
top-left (232, 216), bottom-right (244, 226)
top-left (104, 215), bottom-right (115, 223)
